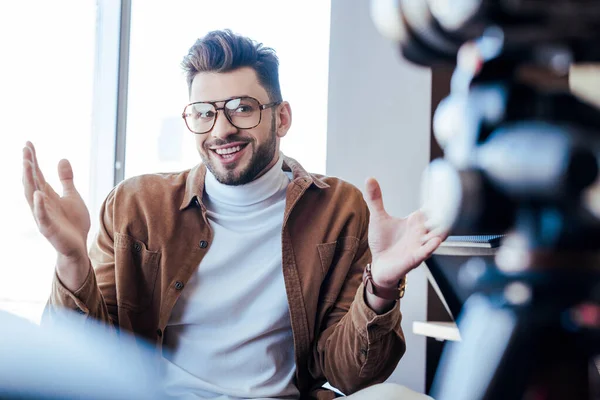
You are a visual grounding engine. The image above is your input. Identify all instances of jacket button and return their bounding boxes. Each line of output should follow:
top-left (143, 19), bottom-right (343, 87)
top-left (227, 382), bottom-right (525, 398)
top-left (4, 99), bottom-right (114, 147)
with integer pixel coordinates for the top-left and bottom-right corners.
top-left (133, 242), bottom-right (142, 252)
top-left (174, 281), bottom-right (184, 291)
top-left (156, 329), bottom-right (162, 337)
top-left (199, 240), bottom-right (208, 249)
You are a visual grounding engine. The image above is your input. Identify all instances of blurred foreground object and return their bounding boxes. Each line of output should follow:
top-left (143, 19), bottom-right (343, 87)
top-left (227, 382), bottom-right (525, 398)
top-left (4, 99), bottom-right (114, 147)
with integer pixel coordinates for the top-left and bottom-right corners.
top-left (372, 1), bottom-right (600, 399)
top-left (0, 310), bottom-right (163, 399)
top-left (570, 64), bottom-right (600, 110)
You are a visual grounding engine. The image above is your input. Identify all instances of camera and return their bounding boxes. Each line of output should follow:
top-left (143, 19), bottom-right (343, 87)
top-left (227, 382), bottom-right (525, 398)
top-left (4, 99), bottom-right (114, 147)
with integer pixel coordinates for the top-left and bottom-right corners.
top-left (371, 1), bottom-right (600, 399)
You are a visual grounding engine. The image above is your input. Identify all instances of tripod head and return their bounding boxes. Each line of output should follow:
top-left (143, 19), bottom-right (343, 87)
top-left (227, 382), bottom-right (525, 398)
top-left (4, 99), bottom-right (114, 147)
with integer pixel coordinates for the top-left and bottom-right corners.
top-left (371, 0), bottom-right (600, 67)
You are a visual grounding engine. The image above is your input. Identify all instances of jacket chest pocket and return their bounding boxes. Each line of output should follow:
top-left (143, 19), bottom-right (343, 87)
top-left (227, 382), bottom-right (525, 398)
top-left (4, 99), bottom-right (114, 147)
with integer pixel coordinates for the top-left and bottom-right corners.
top-left (114, 233), bottom-right (161, 312)
top-left (317, 237), bottom-right (359, 280)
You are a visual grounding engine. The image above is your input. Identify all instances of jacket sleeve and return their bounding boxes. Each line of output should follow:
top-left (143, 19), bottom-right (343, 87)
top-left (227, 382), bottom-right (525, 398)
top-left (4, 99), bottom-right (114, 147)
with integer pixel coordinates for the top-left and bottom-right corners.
top-left (313, 206), bottom-right (407, 395)
top-left (42, 189), bottom-right (118, 329)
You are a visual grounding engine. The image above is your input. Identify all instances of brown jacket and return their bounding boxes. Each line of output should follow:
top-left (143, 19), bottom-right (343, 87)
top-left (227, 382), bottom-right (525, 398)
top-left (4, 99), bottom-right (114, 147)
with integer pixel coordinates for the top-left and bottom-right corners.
top-left (45, 155), bottom-right (406, 399)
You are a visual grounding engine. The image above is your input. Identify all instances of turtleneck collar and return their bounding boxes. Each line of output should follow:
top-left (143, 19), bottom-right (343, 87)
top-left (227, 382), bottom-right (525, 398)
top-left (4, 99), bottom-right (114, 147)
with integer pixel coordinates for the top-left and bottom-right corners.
top-left (204, 153), bottom-right (288, 207)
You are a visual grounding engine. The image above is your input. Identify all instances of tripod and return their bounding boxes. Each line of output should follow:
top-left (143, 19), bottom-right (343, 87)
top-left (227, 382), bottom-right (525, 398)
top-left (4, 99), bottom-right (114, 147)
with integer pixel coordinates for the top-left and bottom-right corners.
top-left (431, 258), bottom-right (600, 399)
top-left (425, 34), bottom-right (600, 400)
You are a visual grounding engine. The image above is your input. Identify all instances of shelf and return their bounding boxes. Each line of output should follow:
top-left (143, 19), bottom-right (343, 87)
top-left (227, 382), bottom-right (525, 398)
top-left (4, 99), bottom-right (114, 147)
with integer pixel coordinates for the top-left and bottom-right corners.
top-left (413, 321), bottom-right (461, 342)
top-left (433, 246), bottom-right (499, 257)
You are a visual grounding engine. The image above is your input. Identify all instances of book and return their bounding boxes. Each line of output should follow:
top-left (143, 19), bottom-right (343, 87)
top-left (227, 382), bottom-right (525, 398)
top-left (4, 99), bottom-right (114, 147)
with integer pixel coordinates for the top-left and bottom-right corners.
top-left (440, 235), bottom-right (504, 248)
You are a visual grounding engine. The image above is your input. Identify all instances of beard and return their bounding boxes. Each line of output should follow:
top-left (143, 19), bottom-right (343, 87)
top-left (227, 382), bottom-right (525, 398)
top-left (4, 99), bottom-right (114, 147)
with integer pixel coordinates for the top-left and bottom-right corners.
top-left (202, 113), bottom-right (277, 186)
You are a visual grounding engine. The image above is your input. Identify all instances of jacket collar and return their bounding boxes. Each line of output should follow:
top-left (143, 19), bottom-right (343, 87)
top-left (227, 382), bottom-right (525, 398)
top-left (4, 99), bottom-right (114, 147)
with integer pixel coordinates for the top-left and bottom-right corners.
top-left (179, 153), bottom-right (329, 210)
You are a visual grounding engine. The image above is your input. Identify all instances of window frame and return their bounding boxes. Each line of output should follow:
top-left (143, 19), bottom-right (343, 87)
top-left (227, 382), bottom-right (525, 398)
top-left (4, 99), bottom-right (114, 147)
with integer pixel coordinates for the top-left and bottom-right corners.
top-left (88, 0), bottom-right (131, 221)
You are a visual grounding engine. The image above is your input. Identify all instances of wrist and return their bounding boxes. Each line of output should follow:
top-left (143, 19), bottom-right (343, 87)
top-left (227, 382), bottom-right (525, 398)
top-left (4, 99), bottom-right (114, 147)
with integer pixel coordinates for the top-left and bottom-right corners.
top-left (56, 249), bottom-right (90, 293)
top-left (372, 274), bottom-right (401, 289)
top-left (57, 247), bottom-right (88, 267)
top-left (370, 261), bottom-right (406, 288)
top-left (362, 263), bottom-right (407, 302)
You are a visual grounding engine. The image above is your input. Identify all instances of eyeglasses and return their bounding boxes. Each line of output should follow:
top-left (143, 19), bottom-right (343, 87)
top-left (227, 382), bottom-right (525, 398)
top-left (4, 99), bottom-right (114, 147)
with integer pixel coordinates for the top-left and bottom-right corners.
top-left (182, 96), bottom-right (281, 134)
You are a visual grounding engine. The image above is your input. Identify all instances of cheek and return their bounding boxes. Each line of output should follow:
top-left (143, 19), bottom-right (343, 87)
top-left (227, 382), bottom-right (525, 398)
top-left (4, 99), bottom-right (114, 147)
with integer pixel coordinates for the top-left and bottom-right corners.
top-left (251, 124), bottom-right (274, 145)
top-left (195, 136), bottom-right (207, 152)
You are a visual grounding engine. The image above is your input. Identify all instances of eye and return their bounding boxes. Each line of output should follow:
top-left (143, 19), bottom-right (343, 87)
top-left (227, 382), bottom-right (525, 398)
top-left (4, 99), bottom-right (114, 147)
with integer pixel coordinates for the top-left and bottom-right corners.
top-left (226, 98), bottom-right (258, 115)
top-left (199, 110), bottom-right (216, 119)
top-left (234, 105), bottom-right (252, 113)
top-left (188, 103), bottom-right (215, 119)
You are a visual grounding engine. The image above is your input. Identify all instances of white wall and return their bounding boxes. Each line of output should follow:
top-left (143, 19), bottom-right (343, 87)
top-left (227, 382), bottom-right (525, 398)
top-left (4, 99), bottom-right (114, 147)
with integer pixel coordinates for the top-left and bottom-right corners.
top-left (326, 0), bottom-right (432, 393)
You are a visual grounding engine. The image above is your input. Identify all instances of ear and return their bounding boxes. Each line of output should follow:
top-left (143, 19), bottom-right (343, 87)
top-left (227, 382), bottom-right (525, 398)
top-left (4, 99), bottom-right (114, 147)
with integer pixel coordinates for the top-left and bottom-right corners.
top-left (276, 101), bottom-right (292, 138)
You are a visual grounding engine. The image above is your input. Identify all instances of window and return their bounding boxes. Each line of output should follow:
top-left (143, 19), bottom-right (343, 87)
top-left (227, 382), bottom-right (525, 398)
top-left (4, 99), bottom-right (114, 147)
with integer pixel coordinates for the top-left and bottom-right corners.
top-left (2, 0), bottom-right (331, 324)
top-left (0, 1), bottom-right (98, 323)
top-left (124, 0), bottom-right (331, 179)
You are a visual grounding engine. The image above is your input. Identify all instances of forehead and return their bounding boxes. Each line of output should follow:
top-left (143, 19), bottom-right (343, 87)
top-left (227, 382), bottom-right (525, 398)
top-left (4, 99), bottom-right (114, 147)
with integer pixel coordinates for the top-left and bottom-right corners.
top-left (190, 67), bottom-right (269, 103)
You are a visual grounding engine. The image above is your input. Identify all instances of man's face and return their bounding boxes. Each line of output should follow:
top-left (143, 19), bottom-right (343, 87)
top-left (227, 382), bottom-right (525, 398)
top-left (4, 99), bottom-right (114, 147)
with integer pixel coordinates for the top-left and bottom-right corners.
top-left (189, 67), bottom-right (288, 186)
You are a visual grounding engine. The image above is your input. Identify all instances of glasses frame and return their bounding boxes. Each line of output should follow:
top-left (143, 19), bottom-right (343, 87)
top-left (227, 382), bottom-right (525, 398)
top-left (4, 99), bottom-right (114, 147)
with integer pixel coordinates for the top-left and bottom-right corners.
top-left (181, 96), bottom-right (282, 134)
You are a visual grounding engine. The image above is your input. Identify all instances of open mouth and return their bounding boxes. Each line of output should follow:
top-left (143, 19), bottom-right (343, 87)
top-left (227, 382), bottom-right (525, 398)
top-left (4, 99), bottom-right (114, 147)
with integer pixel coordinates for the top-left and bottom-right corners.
top-left (210, 143), bottom-right (249, 163)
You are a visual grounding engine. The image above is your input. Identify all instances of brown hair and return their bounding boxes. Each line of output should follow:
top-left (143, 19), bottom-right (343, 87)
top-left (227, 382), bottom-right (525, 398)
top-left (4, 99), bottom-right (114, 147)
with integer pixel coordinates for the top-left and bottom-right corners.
top-left (181, 29), bottom-right (282, 102)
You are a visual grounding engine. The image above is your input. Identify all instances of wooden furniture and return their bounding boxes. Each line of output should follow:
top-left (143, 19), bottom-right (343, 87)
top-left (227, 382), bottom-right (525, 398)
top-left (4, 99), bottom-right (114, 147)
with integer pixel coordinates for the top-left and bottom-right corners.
top-left (413, 321), bottom-right (460, 342)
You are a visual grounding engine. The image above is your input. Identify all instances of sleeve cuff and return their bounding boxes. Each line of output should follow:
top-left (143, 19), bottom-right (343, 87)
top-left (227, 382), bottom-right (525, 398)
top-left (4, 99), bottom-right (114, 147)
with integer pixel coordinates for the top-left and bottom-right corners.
top-left (51, 263), bottom-right (96, 315)
top-left (350, 283), bottom-right (402, 342)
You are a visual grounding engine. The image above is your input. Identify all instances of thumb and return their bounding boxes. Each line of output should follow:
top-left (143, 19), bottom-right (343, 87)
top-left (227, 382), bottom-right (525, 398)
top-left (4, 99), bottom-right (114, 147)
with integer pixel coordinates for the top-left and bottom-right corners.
top-left (58, 159), bottom-right (76, 195)
top-left (364, 177), bottom-right (388, 218)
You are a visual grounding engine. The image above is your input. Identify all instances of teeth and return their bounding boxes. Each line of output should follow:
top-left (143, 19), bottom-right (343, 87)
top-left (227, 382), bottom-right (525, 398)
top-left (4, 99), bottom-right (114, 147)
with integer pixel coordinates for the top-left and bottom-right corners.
top-left (215, 145), bottom-right (241, 155)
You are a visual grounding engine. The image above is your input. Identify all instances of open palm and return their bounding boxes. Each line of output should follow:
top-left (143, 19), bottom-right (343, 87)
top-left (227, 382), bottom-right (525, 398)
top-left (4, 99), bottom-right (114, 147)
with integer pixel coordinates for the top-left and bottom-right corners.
top-left (22, 141), bottom-right (91, 259)
top-left (364, 178), bottom-right (446, 286)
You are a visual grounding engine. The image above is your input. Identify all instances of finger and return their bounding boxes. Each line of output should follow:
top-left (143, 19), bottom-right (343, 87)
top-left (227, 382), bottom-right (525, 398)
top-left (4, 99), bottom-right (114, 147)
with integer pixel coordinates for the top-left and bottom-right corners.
top-left (416, 236), bottom-right (443, 261)
top-left (413, 209), bottom-right (427, 224)
top-left (422, 205), bottom-right (453, 232)
top-left (364, 177), bottom-right (388, 218)
top-left (22, 158), bottom-right (37, 208)
top-left (25, 142), bottom-right (48, 191)
top-left (58, 159), bottom-right (77, 196)
top-left (26, 143), bottom-right (62, 201)
top-left (23, 143), bottom-right (34, 163)
top-left (31, 143), bottom-right (48, 187)
top-left (23, 147), bottom-right (40, 191)
top-left (438, 229), bottom-right (450, 242)
top-left (421, 227), bottom-right (449, 244)
top-left (424, 214), bottom-right (439, 231)
top-left (412, 210), bottom-right (430, 236)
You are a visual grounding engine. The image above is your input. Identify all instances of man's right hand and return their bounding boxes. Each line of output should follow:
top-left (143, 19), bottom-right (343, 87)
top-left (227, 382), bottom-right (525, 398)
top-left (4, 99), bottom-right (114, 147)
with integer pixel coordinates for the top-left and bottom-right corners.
top-left (22, 141), bottom-right (92, 292)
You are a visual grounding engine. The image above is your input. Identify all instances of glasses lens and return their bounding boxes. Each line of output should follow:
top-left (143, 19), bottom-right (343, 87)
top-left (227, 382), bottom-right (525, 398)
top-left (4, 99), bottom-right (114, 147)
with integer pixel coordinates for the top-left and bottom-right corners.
top-left (184, 103), bottom-right (216, 133)
top-left (225, 97), bottom-right (260, 129)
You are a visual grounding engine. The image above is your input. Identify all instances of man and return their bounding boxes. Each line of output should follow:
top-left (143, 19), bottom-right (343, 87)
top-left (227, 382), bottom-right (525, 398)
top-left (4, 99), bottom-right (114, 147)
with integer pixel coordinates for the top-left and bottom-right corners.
top-left (22, 30), bottom-right (445, 399)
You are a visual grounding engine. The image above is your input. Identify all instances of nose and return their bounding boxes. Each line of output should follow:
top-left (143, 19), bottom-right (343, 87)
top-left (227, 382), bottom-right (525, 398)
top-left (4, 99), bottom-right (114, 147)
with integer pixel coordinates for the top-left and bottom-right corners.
top-left (210, 109), bottom-right (238, 139)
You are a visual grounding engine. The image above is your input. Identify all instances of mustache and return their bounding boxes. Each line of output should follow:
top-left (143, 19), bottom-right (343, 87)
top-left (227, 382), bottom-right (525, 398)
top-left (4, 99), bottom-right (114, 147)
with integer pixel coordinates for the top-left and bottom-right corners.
top-left (203, 135), bottom-right (253, 149)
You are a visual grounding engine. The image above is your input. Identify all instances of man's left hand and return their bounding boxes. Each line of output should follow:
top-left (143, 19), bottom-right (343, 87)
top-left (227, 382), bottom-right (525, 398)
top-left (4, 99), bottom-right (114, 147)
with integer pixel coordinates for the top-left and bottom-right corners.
top-left (362, 177), bottom-right (448, 311)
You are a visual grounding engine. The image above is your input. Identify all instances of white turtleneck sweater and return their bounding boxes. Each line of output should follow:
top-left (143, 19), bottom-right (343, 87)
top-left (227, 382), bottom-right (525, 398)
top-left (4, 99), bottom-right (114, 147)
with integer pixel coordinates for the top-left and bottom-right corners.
top-left (161, 154), bottom-right (299, 400)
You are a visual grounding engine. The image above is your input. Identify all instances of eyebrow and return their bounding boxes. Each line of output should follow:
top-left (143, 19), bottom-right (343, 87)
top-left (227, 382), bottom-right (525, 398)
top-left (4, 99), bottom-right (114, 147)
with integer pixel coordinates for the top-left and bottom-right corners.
top-left (191, 95), bottom-right (252, 104)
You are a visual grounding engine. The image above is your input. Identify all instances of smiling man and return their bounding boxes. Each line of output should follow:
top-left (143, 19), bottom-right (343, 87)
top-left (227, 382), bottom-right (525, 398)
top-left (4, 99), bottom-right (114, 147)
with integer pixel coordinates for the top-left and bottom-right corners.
top-left (186, 75), bottom-right (284, 186)
top-left (22, 30), bottom-right (443, 399)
